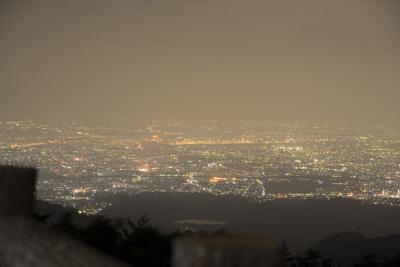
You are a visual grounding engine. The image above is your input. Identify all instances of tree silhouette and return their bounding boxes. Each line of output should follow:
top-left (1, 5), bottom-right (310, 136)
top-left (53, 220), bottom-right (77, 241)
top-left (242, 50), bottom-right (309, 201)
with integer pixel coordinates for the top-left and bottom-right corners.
top-left (353, 254), bottom-right (382, 267)
top-left (54, 212), bottom-right (82, 240)
top-left (118, 214), bottom-right (171, 267)
top-left (383, 254), bottom-right (400, 267)
top-left (291, 249), bottom-right (332, 267)
top-left (279, 239), bottom-right (293, 266)
top-left (84, 216), bottom-right (121, 254)
top-left (50, 212), bottom-right (172, 267)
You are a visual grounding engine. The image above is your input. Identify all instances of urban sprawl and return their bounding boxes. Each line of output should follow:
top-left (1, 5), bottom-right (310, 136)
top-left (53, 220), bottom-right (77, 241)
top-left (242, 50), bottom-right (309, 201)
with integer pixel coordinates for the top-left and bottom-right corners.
top-left (1, 121), bottom-right (399, 214)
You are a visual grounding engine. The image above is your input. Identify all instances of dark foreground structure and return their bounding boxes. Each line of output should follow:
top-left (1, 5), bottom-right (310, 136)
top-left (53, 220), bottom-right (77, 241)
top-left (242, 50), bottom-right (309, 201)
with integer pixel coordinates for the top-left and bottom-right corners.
top-left (173, 236), bottom-right (284, 267)
top-left (0, 166), bottom-right (283, 267)
top-left (0, 166), bottom-right (128, 267)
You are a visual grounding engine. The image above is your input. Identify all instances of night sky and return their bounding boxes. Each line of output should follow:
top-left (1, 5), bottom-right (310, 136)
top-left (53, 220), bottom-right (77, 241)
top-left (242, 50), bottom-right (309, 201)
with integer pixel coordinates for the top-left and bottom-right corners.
top-left (1, 0), bottom-right (399, 124)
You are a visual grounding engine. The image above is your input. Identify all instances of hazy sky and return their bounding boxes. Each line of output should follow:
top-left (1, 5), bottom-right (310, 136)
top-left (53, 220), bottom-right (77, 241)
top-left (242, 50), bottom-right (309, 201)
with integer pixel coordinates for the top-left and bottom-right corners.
top-left (0, 0), bottom-right (399, 124)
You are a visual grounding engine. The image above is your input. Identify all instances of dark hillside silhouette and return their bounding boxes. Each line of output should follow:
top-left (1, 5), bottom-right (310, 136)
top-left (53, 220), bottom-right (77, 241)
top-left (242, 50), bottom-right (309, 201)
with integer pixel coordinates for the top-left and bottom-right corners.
top-left (99, 192), bottom-right (400, 251)
top-left (36, 199), bottom-right (400, 267)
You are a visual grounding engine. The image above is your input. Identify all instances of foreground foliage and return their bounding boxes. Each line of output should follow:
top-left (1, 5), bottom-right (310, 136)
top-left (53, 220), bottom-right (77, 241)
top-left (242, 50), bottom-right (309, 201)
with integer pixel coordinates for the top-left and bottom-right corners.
top-left (37, 213), bottom-right (400, 267)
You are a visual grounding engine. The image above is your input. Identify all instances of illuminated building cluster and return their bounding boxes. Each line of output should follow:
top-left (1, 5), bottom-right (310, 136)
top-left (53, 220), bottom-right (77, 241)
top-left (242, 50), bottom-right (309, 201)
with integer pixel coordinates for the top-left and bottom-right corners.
top-left (0, 121), bottom-right (399, 214)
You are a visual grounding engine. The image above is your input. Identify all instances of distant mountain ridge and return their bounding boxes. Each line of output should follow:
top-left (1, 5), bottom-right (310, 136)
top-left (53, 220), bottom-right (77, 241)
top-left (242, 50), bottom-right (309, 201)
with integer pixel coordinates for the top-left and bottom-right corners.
top-left (311, 232), bottom-right (400, 265)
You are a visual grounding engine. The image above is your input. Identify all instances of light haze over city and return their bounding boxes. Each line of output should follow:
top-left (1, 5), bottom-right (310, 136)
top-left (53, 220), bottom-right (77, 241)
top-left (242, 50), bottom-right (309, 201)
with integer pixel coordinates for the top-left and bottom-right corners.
top-left (0, 0), bottom-right (399, 124)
